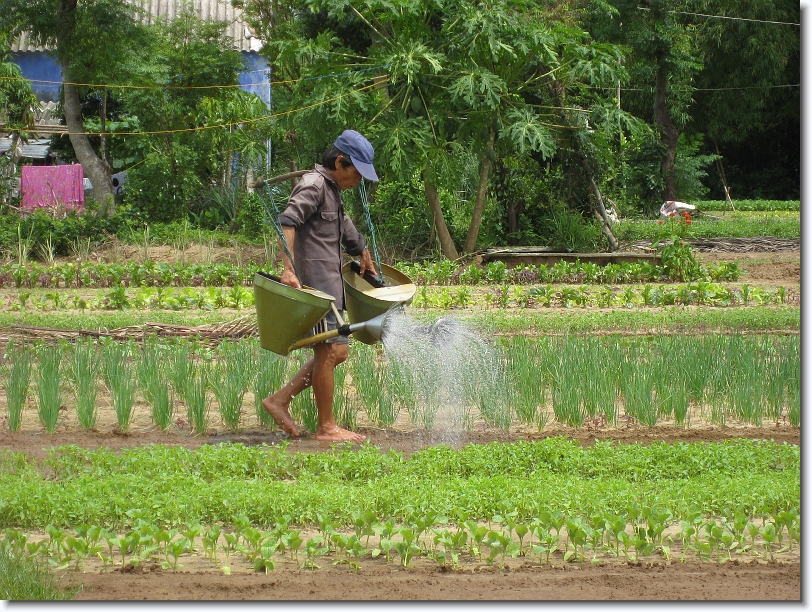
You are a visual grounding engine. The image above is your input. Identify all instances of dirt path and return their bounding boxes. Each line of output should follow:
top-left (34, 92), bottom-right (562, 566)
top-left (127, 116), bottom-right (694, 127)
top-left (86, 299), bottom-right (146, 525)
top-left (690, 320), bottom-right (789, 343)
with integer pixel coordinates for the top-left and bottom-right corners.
top-left (0, 422), bottom-right (800, 462)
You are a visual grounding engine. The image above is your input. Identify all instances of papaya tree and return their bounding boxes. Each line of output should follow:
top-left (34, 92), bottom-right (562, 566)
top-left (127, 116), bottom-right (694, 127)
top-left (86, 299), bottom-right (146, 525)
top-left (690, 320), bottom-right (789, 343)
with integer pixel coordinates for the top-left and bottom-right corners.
top-left (245, 0), bottom-right (635, 254)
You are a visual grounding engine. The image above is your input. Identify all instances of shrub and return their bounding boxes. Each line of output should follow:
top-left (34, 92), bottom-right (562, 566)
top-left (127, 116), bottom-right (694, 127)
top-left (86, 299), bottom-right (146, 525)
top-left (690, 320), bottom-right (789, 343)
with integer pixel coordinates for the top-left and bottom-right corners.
top-left (546, 207), bottom-right (605, 252)
top-left (0, 210), bottom-right (123, 257)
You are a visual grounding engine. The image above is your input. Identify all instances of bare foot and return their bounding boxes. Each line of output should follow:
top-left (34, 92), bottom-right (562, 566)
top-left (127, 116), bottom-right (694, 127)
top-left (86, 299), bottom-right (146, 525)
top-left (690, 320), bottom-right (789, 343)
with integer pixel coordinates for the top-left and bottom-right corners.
top-left (315, 425), bottom-right (366, 442)
top-left (262, 396), bottom-right (300, 438)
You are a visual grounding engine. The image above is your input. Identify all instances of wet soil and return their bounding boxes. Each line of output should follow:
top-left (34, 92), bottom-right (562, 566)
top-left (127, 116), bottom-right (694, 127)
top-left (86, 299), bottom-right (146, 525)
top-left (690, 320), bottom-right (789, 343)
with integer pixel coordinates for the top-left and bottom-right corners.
top-left (0, 421), bottom-right (800, 462)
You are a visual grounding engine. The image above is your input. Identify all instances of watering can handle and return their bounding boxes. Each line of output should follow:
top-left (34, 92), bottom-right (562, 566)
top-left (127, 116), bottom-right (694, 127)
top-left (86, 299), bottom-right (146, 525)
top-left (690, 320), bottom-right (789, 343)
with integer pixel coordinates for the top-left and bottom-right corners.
top-left (350, 260), bottom-right (386, 288)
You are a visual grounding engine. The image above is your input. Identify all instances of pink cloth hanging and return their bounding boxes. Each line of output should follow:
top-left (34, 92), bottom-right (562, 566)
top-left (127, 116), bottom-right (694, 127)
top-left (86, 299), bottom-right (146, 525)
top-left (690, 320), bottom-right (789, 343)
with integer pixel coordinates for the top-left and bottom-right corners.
top-left (20, 165), bottom-right (85, 214)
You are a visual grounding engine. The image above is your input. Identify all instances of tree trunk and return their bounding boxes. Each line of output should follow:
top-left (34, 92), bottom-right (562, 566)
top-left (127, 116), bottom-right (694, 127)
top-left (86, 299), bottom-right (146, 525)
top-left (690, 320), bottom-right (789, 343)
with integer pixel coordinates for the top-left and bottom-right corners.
top-left (547, 81), bottom-right (619, 251)
top-left (494, 159), bottom-right (521, 245)
top-left (422, 168), bottom-right (458, 260)
top-left (583, 166), bottom-right (619, 251)
top-left (62, 75), bottom-right (114, 213)
top-left (99, 89), bottom-right (108, 170)
top-left (653, 58), bottom-right (678, 202)
top-left (507, 200), bottom-right (522, 246)
top-left (463, 127), bottom-right (495, 253)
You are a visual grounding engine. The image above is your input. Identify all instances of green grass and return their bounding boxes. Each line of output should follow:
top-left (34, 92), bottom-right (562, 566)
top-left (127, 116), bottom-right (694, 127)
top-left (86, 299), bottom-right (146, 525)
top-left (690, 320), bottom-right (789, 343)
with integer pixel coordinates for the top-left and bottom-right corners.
top-left (0, 541), bottom-right (75, 600)
top-left (0, 439), bottom-right (798, 530)
top-left (693, 200), bottom-right (799, 212)
top-left (613, 215), bottom-right (799, 242)
top-left (0, 310), bottom-right (237, 330)
top-left (435, 307), bottom-right (800, 336)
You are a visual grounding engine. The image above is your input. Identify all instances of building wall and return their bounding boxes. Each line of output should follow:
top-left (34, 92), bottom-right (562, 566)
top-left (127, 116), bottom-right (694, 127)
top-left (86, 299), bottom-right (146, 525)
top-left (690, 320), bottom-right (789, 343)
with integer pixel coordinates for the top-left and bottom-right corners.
top-left (240, 53), bottom-right (270, 108)
top-left (10, 52), bottom-right (62, 102)
top-left (12, 51), bottom-right (270, 106)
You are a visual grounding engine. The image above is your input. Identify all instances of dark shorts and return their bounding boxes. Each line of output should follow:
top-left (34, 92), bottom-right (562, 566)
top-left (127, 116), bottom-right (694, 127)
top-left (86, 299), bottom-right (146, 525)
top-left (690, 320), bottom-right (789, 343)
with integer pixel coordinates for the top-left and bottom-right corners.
top-left (310, 310), bottom-right (349, 345)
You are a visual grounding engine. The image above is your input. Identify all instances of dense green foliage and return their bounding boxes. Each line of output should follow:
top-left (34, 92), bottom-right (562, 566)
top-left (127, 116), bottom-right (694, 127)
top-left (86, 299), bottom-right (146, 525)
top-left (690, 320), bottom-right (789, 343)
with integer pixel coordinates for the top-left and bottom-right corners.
top-left (0, 0), bottom-right (797, 255)
top-left (0, 438), bottom-right (798, 529)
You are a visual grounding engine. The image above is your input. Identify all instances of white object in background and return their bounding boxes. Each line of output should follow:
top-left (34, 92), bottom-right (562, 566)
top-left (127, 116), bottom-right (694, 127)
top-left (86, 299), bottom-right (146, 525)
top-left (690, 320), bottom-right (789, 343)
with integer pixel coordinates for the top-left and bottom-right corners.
top-left (660, 200), bottom-right (695, 218)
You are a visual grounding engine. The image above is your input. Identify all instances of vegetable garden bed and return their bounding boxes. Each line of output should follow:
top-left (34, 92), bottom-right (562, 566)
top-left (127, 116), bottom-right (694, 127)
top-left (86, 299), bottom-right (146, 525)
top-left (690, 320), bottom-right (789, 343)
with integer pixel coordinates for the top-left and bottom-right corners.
top-left (0, 247), bottom-right (800, 600)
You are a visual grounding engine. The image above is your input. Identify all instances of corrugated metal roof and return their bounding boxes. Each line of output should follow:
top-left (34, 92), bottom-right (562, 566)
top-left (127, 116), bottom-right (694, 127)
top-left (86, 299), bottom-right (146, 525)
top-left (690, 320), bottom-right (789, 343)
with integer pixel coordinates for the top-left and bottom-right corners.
top-left (0, 138), bottom-right (52, 159)
top-left (11, 0), bottom-right (261, 53)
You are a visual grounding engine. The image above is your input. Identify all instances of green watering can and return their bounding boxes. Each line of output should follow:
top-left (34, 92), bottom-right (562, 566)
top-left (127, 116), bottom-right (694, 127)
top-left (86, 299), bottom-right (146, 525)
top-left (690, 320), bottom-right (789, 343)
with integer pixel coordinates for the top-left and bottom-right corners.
top-left (253, 264), bottom-right (415, 355)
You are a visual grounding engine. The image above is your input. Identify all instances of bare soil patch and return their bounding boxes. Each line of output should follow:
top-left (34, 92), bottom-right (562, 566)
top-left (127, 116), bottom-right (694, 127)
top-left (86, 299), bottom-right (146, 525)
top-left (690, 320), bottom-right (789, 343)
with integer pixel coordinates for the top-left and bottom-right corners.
top-left (696, 250), bottom-right (800, 287)
top-left (64, 559), bottom-right (799, 601)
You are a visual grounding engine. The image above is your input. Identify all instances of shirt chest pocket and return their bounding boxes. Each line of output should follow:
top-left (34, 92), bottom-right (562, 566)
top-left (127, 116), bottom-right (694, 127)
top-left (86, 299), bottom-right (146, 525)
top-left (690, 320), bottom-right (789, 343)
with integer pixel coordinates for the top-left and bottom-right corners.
top-left (312, 209), bottom-right (339, 238)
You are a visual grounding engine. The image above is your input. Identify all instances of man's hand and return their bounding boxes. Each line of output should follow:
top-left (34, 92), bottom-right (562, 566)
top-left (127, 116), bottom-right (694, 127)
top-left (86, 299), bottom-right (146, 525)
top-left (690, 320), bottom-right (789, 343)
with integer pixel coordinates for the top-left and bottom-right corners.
top-left (280, 267), bottom-right (301, 289)
top-left (358, 248), bottom-right (379, 279)
top-left (279, 226), bottom-right (300, 288)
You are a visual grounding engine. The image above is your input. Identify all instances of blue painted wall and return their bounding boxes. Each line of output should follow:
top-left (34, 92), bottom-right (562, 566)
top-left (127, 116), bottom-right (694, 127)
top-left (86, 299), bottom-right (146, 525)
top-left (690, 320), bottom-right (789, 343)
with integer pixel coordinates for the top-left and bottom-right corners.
top-left (11, 52), bottom-right (62, 102)
top-left (240, 52), bottom-right (271, 108)
top-left (12, 51), bottom-right (270, 106)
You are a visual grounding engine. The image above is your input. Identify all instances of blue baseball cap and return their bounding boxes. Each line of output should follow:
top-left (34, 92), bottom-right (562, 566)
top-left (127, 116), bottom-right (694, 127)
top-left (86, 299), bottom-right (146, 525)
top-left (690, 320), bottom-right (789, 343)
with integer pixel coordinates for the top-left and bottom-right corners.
top-left (334, 129), bottom-right (379, 182)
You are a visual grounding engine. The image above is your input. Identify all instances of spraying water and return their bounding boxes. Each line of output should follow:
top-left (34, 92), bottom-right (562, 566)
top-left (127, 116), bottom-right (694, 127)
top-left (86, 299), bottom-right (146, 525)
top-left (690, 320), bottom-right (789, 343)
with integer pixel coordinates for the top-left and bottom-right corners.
top-left (378, 307), bottom-right (510, 442)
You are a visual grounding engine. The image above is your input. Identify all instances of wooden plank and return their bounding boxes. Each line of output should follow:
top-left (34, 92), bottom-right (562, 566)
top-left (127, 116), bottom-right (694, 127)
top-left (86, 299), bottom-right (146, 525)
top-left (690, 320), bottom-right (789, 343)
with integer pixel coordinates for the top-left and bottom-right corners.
top-left (480, 252), bottom-right (660, 267)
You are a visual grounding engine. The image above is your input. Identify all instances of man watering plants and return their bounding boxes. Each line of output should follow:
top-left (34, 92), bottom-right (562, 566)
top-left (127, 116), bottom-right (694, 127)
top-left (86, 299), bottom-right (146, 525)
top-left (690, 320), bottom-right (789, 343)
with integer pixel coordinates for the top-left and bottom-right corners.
top-left (262, 129), bottom-right (379, 442)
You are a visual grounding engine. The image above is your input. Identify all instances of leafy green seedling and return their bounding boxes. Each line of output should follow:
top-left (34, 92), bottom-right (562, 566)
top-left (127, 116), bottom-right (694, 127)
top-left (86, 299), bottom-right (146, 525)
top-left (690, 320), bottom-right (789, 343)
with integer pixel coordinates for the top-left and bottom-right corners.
top-left (302, 536), bottom-right (328, 571)
top-left (345, 536), bottom-right (368, 573)
top-left (254, 543), bottom-right (277, 574)
top-left (762, 523), bottom-right (777, 560)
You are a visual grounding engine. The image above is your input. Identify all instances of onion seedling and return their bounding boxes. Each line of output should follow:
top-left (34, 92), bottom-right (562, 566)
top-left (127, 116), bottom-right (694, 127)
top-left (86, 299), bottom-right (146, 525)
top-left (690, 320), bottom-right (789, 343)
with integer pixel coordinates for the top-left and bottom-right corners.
top-left (332, 363), bottom-right (357, 431)
top-left (253, 348), bottom-right (288, 429)
top-left (35, 344), bottom-right (64, 433)
top-left (100, 340), bottom-right (136, 432)
top-left (5, 342), bottom-right (32, 432)
top-left (211, 340), bottom-right (254, 431)
top-left (69, 340), bottom-right (99, 430)
top-left (138, 340), bottom-right (174, 430)
top-left (185, 362), bottom-right (211, 435)
top-left (620, 352), bottom-right (657, 427)
top-left (167, 340), bottom-right (193, 403)
top-left (291, 389), bottom-right (318, 433)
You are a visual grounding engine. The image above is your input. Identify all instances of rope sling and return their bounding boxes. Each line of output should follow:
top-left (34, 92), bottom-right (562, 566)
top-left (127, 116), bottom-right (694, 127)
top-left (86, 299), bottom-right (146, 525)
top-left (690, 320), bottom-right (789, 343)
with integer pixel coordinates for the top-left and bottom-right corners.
top-left (257, 175), bottom-right (383, 284)
top-left (358, 180), bottom-right (383, 276)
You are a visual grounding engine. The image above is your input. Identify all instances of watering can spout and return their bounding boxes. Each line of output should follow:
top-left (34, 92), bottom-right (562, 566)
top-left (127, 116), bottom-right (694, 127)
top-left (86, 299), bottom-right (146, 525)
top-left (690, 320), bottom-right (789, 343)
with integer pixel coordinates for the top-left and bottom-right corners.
top-left (287, 312), bottom-right (388, 352)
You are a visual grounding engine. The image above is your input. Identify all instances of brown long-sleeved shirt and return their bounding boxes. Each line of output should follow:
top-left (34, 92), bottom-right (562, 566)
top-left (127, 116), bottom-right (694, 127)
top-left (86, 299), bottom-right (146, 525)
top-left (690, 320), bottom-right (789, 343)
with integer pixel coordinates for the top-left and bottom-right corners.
top-left (277, 165), bottom-right (367, 310)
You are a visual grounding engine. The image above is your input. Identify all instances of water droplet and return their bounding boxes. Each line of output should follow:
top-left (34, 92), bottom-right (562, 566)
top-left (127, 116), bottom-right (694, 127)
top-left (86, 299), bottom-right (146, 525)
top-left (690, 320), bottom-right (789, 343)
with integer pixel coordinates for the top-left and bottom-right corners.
top-left (378, 308), bottom-right (510, 443)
